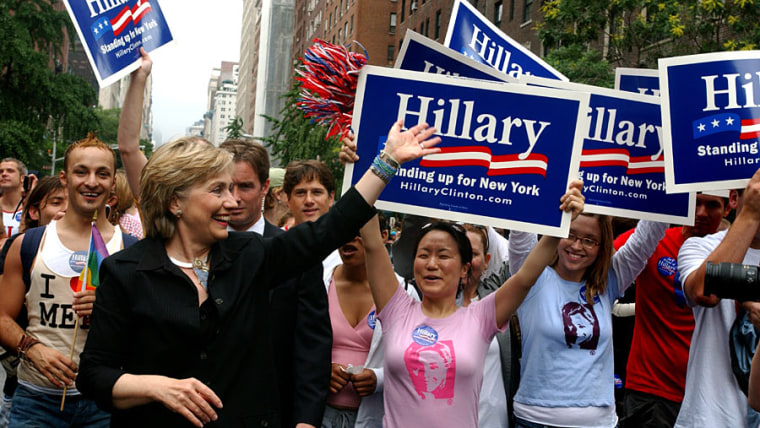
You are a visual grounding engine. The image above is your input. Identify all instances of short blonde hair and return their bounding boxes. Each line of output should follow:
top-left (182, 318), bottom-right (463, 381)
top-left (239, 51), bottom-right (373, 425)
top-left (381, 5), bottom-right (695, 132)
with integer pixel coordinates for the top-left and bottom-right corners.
top-left (140, 138), bottom-right (233, 239)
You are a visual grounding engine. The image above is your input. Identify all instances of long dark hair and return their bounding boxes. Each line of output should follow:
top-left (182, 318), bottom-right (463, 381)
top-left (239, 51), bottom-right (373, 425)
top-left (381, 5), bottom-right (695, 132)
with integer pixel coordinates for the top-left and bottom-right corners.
top-left (21, 176), bottom-right (64, 232)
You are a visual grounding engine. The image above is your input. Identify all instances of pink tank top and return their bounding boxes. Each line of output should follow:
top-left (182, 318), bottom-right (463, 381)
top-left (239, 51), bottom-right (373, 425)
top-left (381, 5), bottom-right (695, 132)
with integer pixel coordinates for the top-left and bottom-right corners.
top-left (327, 277), bottom-right (375, 409)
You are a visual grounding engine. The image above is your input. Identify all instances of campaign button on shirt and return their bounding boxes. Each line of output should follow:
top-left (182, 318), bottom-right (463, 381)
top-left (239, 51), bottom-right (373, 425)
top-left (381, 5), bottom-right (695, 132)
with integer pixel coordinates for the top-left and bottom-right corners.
top-left (657, 256), bottom-right (678, 277)
top-left (367, 310), bottom-right (377, 330)
top-left (412, 325), bottom-right (438, 346)
top-left (68, 251), bottom-right (88, 274)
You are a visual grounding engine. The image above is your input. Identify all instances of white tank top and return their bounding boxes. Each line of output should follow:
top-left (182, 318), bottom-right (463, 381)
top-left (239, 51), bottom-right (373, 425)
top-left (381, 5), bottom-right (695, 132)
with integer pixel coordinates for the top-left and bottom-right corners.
top-left (18, 220), bottom-right (124, 394)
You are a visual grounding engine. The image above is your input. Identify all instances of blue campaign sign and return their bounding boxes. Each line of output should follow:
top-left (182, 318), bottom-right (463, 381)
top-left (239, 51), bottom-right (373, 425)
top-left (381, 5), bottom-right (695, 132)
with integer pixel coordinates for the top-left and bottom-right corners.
top-left (395, 30), bottom-right (512, 83)
top-left (615, 67), bottom-right (660, 96)
top-left (660, 51), bottom-right (760, 193)
top-left (343, 66), bottom-right (589, 237)
top-left (523, 76), bottom-right (694, 224)
top-left (444, 0), bottom-right (566, 81)
top-left (63, 0), bottom-right (174, 86)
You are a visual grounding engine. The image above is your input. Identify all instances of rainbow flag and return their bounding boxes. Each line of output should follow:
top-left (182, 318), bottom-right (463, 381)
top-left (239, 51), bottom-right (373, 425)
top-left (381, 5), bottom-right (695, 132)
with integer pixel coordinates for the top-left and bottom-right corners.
top-left (70, 225), bottom-right (109, 292)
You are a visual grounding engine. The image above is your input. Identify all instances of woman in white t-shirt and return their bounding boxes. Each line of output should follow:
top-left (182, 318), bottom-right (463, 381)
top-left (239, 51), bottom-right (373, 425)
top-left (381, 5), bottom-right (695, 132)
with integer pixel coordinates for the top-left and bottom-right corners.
top-left (358, 181), bottom-right (584, 428)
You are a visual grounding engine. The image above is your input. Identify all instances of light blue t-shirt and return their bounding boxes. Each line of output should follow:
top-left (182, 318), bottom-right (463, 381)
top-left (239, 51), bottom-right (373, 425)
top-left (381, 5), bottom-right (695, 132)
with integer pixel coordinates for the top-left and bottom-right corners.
top-left (515, 267), bottom-right (619, 408)
top-left (508, 220), bottom-right (667, 415)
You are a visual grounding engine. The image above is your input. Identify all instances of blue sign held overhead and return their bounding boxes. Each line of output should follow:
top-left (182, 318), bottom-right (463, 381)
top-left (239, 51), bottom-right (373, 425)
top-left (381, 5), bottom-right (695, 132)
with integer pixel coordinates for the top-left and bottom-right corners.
top-left (523, 76), bottom-right (694, 224)
top-left (344, 66), bottom-right (588, 237)
top-left (660, 51), bottom-right (760, 193)
top-left (63, 0), bottom-right (174, 86)
top-left (615, 67), bottom-right (660, 97)
top-left (444, 0), bottom-right (566, 81)
top-left (395, 30), bottom-right (512, 83)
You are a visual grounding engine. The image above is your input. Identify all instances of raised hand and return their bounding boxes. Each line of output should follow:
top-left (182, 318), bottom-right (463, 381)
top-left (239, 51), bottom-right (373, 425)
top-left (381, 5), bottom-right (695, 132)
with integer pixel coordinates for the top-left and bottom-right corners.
top-left (560, 179), bottom-right (585, 219)
top-left (382, 120), bottom-right (441, 164)
top-left (740, 167), bottom-right (760, 219)
top-left (339, 132), bottom-right (359, 165)
top-left (134, 47), bottom-right (152, 79)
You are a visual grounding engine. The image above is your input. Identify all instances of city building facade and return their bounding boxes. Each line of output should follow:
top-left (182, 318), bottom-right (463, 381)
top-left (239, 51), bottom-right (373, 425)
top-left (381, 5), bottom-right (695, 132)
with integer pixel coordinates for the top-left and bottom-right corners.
top-left (206, 61), bottom-right (239, 145)
top-left (291, 0), bottom-right (546, 78)
top-left (390, 0), bottom-right (545, 61)
top-left (237, 0), bottom-right (296, 145)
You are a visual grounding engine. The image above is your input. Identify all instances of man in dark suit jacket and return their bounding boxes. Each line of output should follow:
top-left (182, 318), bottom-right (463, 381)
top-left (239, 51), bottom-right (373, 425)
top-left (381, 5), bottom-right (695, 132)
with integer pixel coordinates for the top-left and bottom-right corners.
top-left (220, 140), bottom-right (331, 428)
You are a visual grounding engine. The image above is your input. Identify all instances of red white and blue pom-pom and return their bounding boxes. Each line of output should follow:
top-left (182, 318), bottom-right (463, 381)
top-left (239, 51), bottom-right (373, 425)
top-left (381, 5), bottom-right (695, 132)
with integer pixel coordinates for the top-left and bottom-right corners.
top-left (296, 39), bottom-right (368, 140)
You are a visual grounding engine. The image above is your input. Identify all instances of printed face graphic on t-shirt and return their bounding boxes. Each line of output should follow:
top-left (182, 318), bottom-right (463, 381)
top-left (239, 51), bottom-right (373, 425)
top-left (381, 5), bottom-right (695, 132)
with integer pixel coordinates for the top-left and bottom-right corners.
top-left (562, 302), bottom-right (600, 350)
top-left (404, 340), bottom-right (456, 403)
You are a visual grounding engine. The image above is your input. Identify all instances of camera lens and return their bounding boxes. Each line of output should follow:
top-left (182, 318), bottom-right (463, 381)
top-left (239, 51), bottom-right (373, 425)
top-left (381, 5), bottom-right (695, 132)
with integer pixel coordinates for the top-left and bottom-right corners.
top-left (705, 262), bottom-right (760, 301)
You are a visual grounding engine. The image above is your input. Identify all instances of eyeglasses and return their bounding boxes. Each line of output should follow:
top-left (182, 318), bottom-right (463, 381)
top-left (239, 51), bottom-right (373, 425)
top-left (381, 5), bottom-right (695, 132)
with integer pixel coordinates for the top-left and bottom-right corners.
top-left (564, 232), bottom-right (600, 249)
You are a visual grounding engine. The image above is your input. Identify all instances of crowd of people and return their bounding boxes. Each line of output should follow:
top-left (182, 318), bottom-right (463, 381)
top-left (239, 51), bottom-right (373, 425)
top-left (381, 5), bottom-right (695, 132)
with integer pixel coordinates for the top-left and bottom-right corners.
top-left (0, 47), bottom-right (759, 428)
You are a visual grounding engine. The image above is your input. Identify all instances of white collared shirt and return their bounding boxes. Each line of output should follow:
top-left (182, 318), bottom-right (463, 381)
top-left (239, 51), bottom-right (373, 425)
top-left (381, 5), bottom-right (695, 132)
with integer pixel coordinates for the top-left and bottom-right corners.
top-left (228, 215), bottom-right (265, 235)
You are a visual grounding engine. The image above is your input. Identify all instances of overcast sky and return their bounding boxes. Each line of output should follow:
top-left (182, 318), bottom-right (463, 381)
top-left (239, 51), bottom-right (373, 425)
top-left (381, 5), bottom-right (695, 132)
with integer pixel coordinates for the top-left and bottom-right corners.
top-left (149, 0), bottom-right (242, 145)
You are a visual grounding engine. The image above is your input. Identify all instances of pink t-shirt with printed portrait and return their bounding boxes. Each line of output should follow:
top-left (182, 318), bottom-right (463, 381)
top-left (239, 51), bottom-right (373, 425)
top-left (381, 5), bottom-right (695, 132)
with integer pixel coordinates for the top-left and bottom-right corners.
top-left (377, 286), bottom-right (504, 428)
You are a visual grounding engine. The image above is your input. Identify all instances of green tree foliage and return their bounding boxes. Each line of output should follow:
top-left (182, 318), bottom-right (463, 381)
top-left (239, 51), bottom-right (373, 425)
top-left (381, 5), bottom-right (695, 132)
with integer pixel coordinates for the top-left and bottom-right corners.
top-left (259, 84), bottom-right (344, 191)
top-left (544, 45), bottom-right (614, 87)
top-left (93, 108), bottom-right (121, 146)
top-left (141, 138), bottom-right (154, 158)
top-left (539, 0), bottom-right (760, 69)
top-left (0, 0), bottom-right (99, 170)
top-left (224, 116), bottom-right (245, 140)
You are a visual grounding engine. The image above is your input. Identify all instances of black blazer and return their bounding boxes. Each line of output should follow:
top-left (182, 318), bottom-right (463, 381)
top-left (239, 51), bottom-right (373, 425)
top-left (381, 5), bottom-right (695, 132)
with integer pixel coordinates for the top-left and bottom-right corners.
top-left (77, 188), bottom-right (374, 427)
top-left (265, 221), bottom-right (331, 427)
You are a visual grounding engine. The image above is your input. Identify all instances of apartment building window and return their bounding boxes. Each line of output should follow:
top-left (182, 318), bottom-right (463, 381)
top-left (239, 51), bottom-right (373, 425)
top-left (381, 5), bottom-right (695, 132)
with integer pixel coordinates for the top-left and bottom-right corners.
top-left (424, 17), bottom-right (429, 37)
top-left (350, 15), bottom-right (353, 34)
top-left (334, 7), bottom-right (338, 22)
top-left (344, 22), bottom-right (348, 38)
top-left (390, 12), bottom-right (397, 34)
top-left (339, 29), bottom-right (343, 43)
top-left (387, 45), bottom-right (395, 65)
top-left (401, 0), bottom-right (405, 22)
top-left (523, 0), bottom-right (532, 23)
top-left (435, 9), bottom-right (441, 39)
top-left (509, 0), bottom-right (515, 21)
top-left (495, 1), bottom-right (503, 26)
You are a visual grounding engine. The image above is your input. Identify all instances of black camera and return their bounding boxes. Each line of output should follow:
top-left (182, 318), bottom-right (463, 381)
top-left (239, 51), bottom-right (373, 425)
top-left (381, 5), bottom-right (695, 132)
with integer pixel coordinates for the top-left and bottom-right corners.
top-left (705, 261), bottom-right (760, 301)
